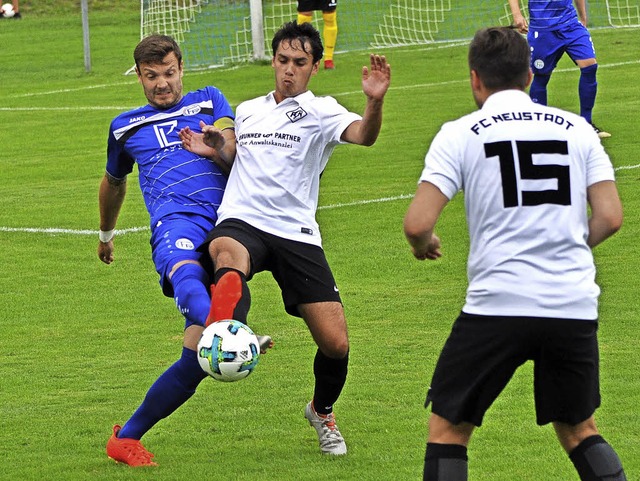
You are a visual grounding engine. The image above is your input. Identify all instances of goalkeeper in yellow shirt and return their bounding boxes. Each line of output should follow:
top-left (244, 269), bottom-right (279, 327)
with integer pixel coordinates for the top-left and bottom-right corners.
top-left (297, 0), bottom-right (338, 69)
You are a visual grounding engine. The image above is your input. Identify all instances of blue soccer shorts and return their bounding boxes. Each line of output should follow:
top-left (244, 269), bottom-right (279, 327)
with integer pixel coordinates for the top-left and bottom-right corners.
top-left (150, 214), bottom-right (216, 297)
top-left (528, 21), bottom-right (597, 74)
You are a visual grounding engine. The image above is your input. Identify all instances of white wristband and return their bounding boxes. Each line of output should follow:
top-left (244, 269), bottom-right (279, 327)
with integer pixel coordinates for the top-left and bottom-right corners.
top-left (99, 229), bottom-right (115, 243)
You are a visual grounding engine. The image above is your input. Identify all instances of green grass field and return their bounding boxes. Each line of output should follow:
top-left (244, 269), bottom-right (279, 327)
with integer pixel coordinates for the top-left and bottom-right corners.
top-left (0, 3), bottom-right (638, 480)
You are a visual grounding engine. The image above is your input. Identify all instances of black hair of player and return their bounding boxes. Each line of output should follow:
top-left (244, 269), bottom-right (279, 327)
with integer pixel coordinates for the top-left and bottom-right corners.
top-left (272, 21), bottom-right (324, 64)
top-left (469, 27), bottom-right (530, 91)
top-left (134, 34), bottom-right (183, 69)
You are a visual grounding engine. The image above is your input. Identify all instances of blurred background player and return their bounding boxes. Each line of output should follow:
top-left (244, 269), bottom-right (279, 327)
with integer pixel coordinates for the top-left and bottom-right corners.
top-left (297, 0), bottom-right (338, 69)
top-left (508, 0), bottom-right (610, 138)
top-left (404, 26), bottom-right (625, 481)
top-left (1, 0), bottom-right (21, 18)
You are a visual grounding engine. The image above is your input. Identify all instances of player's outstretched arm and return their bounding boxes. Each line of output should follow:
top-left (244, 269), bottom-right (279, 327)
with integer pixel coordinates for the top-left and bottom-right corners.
top-left (341, 54), bottom-right (391, 146)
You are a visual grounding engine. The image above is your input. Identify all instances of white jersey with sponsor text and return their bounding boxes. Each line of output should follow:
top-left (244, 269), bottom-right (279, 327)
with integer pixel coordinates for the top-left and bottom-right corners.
top-left (419, 90), bottom-right (615, 320)
top-left (217, 90), bottom-right (361, 246)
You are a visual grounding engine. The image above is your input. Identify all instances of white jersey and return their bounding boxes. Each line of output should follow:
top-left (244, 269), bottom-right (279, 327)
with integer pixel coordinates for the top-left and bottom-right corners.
top-left (420, 90), bottom-right (615, 320)
top-left (217, 90), bottom-right (361, 246)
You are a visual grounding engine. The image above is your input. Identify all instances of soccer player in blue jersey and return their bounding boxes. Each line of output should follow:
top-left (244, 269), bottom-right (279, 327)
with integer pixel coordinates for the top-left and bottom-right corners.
top-left (405, 26), bottom-right (626, 480)
top-left (508, 0), bottom-right (611, 138)
top-left (98, 34), bottom-right (246, 467)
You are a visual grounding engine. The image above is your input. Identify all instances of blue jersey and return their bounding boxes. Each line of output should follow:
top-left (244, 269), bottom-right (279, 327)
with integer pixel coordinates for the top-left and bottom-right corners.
top-left (106, 86), bottom-right (234, 228)
top-left (527, 0), bottom-right (578, 30)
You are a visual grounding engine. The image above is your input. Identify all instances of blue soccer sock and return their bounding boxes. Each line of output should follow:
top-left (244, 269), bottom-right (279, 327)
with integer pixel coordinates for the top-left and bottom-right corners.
top-left (578, 64), bottom-right (598, 124)
top-left (529, 73), bottom-right (551, 105)
top-left (118, 347), bottom-right (207, 440)
top-left (172, 262), bottom-right (211, 326)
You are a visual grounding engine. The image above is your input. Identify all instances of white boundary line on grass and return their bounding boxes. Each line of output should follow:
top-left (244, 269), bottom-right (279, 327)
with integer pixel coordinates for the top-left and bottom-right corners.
top-left (0, 162), bottom-right (637, 237)
top-left (1, 59), bottom-right (638, 111)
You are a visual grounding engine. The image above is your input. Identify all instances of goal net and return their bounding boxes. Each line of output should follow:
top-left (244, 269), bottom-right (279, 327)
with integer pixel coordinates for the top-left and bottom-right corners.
top-left (140, 0), bottom-right (640, 70)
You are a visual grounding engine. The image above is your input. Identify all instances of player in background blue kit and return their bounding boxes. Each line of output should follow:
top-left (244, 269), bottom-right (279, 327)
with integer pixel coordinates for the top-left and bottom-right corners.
top-left (508, 0), bottom-right (611, 138)
top-left (98, 34), bottom-right (254, 467)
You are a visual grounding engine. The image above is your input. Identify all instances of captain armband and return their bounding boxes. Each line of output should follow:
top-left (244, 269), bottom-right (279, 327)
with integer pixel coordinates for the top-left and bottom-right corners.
top-left (213, 116), bottom-right (235, 131)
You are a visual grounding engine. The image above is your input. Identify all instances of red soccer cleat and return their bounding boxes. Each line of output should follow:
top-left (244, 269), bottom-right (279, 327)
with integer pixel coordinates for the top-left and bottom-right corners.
top-left (324, 59), bottom-right (335, 70)
top-left (106, 425), bottom-right (158, 467)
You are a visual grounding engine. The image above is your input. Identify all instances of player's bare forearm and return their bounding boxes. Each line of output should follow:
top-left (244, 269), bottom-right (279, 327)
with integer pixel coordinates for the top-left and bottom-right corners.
top-left (574, 0), bottom-right (588, 26)
top-left (404, 181), bottom-right (448, 260)
top-left (508, 0), bottom-right (528, 32)
top-left (98, 173), bottom-right (126, 264)
top-left (99, 173), bottom-right (126, 231)
top-left (586, 180), bottom-right (623, 248)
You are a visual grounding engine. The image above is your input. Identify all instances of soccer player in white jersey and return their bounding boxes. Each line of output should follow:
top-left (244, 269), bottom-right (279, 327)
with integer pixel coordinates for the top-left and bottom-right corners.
top-left (99, 35), bottom-right (244, 467)
top-left (508, 0), bottom-right (610, 138)
top-left (404, 27), bottom-right (626, 481)
top-left (181, 21), bottom-right (390, 455)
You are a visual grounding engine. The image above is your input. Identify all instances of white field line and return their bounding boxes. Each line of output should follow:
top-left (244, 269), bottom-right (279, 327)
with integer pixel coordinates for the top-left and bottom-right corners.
top-left (2, 57), bottom-right (637, 236)
top-left (0, 161), bottom-right (636, 238)
top-left (1, 59), bottom-right (637, 110)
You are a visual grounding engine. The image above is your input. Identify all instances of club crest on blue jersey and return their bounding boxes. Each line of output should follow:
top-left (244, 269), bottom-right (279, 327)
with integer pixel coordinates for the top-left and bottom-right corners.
top-left (286, 107), bottom-right (307, 123)
top-left (175, 238), bottom-right (195, 250)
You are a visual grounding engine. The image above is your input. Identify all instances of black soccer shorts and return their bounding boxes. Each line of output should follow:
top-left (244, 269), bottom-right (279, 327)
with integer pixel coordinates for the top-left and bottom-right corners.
top-left (203, 218), bottom-right (342, 318)
top-left (426, 312), bottom-right (601, 426)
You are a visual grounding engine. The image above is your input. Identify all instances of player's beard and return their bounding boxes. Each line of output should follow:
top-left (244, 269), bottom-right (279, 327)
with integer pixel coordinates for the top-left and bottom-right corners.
top-left (147, 82), bottom-right (182, 109)
top-left (153, 89), bottom-right (180, 108)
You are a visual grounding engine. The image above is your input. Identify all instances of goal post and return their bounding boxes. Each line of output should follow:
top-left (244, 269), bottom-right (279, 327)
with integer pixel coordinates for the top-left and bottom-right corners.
top-left (138, 0), bottom-right (640, 70)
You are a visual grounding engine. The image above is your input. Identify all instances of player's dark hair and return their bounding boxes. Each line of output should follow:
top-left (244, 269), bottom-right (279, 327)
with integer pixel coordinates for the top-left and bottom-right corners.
top-left (134, 34), bottom-right (183, 69)
top-left (469, 27), bottom-right (530, 91)
top-left (272, 21), bottom-right (324, 63)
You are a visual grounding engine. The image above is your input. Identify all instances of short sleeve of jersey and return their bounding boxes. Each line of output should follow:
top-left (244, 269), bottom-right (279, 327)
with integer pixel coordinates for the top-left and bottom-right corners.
top-left (106, 118), bottom-right (135, 179)
top-left (419, 121), bottom-right (463, 200)
top-left (314, 96), bottom-right (361, 145)
top-left (585, 136), bottom-right (615, 186)
top-left (204, 85), bottom-right (234, 124)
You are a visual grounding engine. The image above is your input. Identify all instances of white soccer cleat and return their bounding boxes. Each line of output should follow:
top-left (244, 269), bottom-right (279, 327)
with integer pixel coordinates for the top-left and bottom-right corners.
top-left (591, 122), bottom-right (611, 139)
top-left (304, 402), bottom-right (347, 455)
top-left (256, 335), bottom-right (273, 354)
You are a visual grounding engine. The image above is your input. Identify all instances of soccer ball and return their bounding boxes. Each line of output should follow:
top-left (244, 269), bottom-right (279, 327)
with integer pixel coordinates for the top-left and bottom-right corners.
top-left (197, 320), bottom-right (260, 382)
top-left (1, 3), bottom-right (14, 17)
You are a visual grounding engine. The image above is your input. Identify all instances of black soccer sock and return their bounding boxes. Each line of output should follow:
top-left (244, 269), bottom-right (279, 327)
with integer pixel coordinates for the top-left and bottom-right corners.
top-left (312, 349), bottom-right (348, 415)
top-left (424, 443), bottom-right (468, 481)
top-left (569, 435), bottom-right (627, 481)
top-left (207, 268), bottom-right (251, 324)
